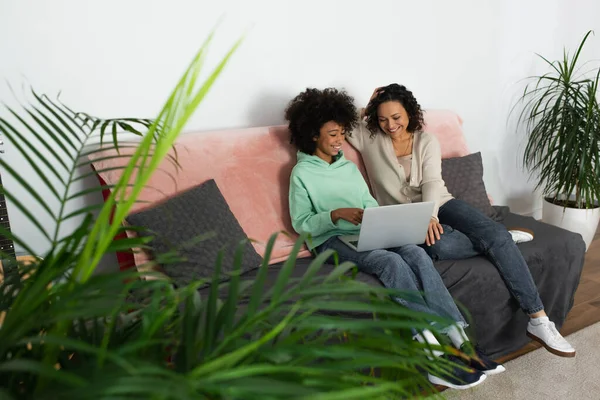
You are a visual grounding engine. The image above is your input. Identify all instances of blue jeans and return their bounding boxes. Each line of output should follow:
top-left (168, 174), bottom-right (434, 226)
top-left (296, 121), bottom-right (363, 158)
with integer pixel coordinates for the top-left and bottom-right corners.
top-left (421, 199), bottom-right (544, 315)
top-left (317, 237), bottom-right (467, 331)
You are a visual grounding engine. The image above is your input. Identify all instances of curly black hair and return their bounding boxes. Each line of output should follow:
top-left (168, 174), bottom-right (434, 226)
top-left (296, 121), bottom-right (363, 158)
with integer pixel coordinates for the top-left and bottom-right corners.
top-left (365, 83), bottom-right (424, 138)
top-left (284, 88), bottom-right (358, 155)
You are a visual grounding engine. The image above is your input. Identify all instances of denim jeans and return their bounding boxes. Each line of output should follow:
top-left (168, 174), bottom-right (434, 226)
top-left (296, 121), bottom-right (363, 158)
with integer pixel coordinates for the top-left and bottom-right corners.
top-left (317, 237), bottom-right (467, 331)
top-left (421, 199), bottom-right (544, 315)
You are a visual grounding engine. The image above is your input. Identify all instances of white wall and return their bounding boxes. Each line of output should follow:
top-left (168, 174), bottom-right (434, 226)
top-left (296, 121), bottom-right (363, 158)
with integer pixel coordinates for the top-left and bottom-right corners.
top-left (1, 0), bottom-right (599, 258)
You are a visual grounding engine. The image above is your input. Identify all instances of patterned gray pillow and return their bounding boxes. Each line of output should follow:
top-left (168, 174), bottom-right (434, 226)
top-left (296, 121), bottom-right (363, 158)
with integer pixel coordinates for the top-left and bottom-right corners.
top-left (441, 152), bottom-right (497, 219)
top-left (126, 179), bottom-right (263, 287)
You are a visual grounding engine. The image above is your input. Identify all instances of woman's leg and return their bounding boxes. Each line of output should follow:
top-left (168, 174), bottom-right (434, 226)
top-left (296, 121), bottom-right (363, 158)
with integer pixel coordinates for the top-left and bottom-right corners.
top-left (436, 199), bottom-right (543, 315)
top-left (317, 237), bottom-right (465, 328)
top-left (420, 223), bottom-right (480, 261)
top-left (437, 199), bottom-right (575, 357)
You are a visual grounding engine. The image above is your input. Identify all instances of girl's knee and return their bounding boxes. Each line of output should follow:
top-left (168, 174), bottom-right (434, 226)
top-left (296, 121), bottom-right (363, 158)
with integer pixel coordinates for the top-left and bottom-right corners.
top-left (362, 249), bottom-right (403, 269)
top-left (402, 244), bottom-right (432, 261)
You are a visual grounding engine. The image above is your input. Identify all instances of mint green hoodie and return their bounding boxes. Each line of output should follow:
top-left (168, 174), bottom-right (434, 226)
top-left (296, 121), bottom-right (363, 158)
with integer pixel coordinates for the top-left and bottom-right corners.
top-left (289, 151), bottom-right (379, 250)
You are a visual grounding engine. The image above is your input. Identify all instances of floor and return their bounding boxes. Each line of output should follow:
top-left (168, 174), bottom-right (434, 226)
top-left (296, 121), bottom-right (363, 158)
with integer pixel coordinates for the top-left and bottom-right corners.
top-left (497, 223), bottom-right (600, 364)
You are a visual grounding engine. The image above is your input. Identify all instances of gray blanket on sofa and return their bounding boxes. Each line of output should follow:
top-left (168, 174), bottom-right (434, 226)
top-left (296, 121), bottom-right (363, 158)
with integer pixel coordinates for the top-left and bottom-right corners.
top-left (253, 212), bottom-right (585, 359)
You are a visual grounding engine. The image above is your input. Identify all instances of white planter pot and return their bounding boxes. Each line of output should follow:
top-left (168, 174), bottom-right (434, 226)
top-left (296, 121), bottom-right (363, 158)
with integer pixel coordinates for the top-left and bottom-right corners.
top-left (542, 198), bottom-right (600, 251)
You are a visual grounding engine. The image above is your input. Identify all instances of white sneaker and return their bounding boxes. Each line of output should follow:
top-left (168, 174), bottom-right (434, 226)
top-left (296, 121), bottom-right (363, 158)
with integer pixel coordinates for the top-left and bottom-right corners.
top-left (508, 228), bottom-right (534, 244)
top-left (526, 317), bottom-right (576, 357)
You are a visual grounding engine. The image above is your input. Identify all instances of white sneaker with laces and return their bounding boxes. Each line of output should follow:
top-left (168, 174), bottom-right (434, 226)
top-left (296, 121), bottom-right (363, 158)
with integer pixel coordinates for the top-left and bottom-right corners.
top-left (509, 228), bottom-right (534, 244)
top-left (526, 317), bottom-right (576, 357)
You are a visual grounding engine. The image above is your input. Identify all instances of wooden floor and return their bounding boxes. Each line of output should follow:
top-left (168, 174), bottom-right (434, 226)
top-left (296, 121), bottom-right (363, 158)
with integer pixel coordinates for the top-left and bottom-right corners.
top-left (497, 224), bottom-right (600, 363)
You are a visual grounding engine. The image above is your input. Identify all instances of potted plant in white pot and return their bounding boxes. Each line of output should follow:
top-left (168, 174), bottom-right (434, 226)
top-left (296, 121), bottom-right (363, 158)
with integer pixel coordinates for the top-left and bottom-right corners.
top-left (515, 30), bottom-right (600, 251)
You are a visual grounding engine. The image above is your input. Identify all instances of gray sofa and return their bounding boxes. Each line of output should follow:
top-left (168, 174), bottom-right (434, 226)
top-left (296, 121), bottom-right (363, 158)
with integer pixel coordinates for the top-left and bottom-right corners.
top-left (112, 113), bottom-right (585, 361)
top-left (128, 171), bottom-right (585, 361)
top-left (240, 209), bottom-right (585, 359)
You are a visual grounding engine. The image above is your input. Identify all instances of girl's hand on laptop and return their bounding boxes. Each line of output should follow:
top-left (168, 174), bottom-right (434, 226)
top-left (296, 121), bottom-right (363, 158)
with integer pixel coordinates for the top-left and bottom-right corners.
top-left (425, 218), bottom-right (444, 246)
top-left (331, 208), bottom-right (364, 225)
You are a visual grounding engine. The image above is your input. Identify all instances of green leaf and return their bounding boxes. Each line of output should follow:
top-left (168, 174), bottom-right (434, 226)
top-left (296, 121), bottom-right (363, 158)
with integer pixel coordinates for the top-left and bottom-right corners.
top-left (271, 233), bottom-right (307, 303)
top-left (177, 289), bottom-right (203, 373)
top-left (298, 382), bottom-right (400, 400)
top-left (246, 232), bottom-right (278, 316)
top-left (191, 303), bottom-right (301, 378)
top-left (0, 359), bottom-right (87, 387)
top-left (219, 240), bottom-right (246, 336)
top-left (203, 249), bottom-right (224, 358)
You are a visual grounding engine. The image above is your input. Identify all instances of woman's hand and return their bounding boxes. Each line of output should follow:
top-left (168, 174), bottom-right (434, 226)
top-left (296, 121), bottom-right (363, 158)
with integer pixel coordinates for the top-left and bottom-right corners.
top-left (425, 218), bottom-right (444, 246)
top-left (368, 86), bottom-right (384, 103)
top-left (331, 208), bottom-right (364, 225)
top-left (361, 87), bottom-right (384, 119)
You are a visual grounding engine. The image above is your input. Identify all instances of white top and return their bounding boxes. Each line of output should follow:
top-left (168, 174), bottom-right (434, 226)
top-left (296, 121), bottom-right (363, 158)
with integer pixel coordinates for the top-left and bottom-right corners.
top-left (347, 121), bottom-right (454, 220)
top-left (397, 154), bottom-right (412, 182)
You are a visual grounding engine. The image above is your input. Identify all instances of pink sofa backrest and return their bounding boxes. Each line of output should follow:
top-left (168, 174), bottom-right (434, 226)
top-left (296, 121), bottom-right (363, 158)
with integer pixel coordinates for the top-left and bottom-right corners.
top-left (89, 109), bottom-right (470, 265)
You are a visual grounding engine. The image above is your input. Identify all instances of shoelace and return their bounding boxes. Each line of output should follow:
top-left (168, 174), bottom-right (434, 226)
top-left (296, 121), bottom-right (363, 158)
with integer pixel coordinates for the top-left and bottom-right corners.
top-left (542, 321), bottom-right (564, 345)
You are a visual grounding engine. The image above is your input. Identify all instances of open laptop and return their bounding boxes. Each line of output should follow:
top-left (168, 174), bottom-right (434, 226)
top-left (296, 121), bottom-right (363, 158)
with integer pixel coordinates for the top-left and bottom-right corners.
top-left (339, 202), bottom-right (435, 252)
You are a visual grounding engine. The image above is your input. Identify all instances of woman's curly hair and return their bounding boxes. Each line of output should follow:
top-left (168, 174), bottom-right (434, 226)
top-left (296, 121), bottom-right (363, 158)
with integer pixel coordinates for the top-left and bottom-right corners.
top-left (285, 88), bottom-right (358, 154)
top-left (365, 83), bottom-right (424, 138)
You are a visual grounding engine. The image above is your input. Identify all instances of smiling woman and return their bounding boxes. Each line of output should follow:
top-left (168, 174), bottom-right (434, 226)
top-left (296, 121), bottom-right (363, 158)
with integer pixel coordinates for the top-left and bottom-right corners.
top-left (351, 82), bottom-right (577, 359)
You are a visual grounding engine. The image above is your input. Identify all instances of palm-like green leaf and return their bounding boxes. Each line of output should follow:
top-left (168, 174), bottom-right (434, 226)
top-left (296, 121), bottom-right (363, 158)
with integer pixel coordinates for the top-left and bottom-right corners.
top-left (0, 29), bottom-right (464, 399)
top-left (513, 30), bottom-right (600, 208)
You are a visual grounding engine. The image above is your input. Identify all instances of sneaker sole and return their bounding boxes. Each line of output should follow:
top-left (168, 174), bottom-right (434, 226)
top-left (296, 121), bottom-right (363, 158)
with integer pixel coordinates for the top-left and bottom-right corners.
top-left (428, 372), bottom-right (487, 390)
top-left (526, 332), bottom-right (576, 358)
top-left (483, 365), bottom-right (506, 375)
top-left (508, 228), bottom-right (534, 243)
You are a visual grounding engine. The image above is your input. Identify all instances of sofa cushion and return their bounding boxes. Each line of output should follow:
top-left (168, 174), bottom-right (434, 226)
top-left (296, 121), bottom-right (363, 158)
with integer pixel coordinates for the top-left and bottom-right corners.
top-left (441, 152), bottom-right (496, 219)
top-left (89, 127), bottom-right (313, 265)
top-left (126, 179), bottom-right (263, 287)
top-left (422, 110), bottom-right (470, 159)
top-left (254, 213), bottom-right (584, 360)
top-left (89, 110), bottom-right (475, 268)
top-left (197, 257), bottom-right (384, 320)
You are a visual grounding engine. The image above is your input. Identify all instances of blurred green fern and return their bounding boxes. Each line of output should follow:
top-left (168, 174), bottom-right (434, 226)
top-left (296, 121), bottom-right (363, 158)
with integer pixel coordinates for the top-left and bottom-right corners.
top-left (0, 31), bottom-right (456, 400)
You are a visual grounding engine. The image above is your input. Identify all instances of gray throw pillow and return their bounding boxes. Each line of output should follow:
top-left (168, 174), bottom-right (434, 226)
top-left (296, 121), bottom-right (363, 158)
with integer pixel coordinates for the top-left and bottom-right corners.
top-left (126, 179), bottom-right (263, 287)
top-left (441, 152), bottom-right (497, 219)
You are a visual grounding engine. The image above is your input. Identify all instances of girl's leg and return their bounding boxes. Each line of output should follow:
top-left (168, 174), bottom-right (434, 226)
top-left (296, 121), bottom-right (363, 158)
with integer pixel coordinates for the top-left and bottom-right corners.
top-left (318, 237), bottom-right (456, 323)
top-left (388, 244), bottom-right (468, 329)
top-left (318, 238), bottom-right (501, 384)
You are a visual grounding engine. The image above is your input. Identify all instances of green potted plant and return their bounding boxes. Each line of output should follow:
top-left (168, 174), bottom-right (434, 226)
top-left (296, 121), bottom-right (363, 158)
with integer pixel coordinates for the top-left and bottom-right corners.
top-left (514, 30), bottom-right (600, 250)
top-left (0, 32), bottom-right (460, 399)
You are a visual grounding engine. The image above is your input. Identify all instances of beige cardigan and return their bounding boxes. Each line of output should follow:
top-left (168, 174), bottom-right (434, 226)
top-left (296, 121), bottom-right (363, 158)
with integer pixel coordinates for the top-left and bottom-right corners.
top-left (347, 122), bottom-right (453, 220)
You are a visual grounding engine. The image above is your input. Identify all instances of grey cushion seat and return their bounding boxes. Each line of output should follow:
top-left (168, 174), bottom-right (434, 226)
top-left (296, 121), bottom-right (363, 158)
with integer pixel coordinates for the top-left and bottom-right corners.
top-left (225, 211), bottom-right (585, 359)
top-left (132, 178), bottom-right (584, 359)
